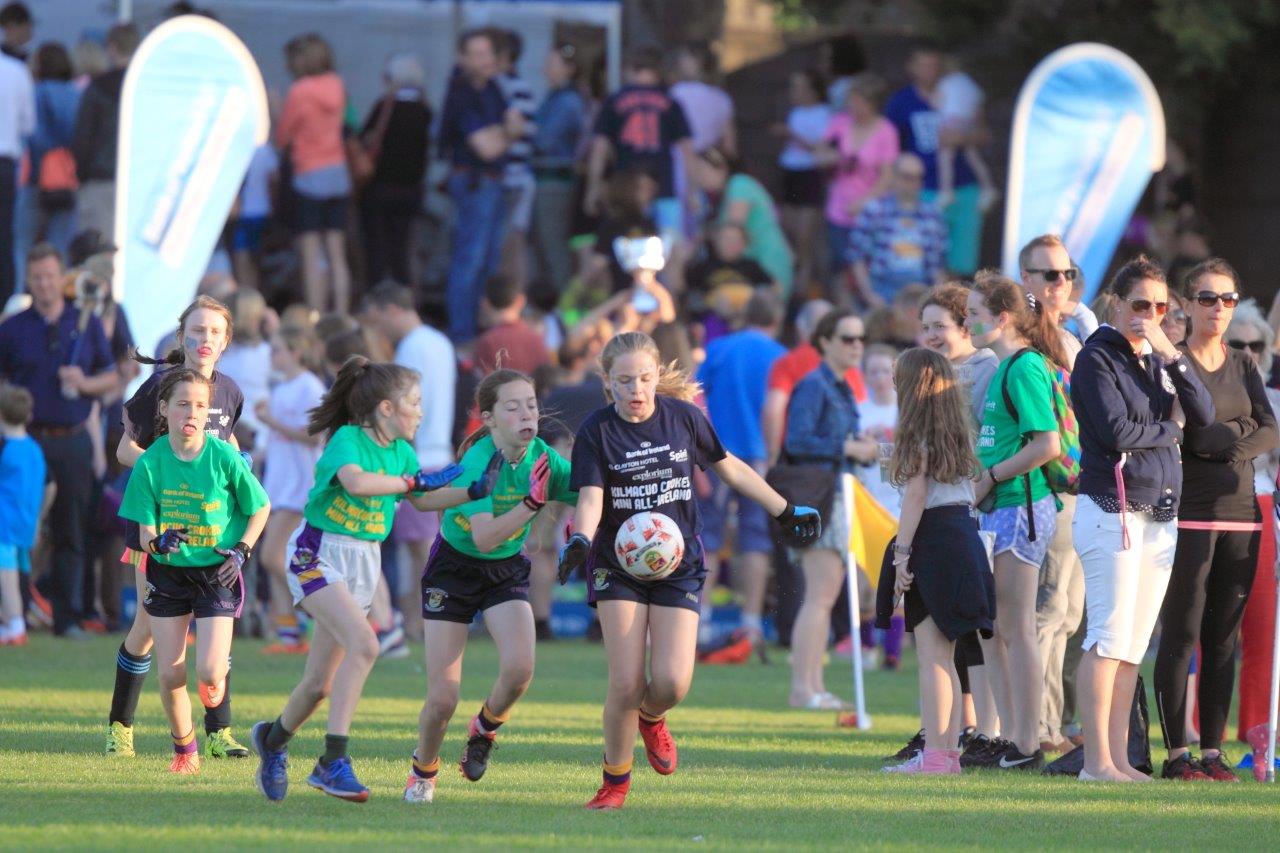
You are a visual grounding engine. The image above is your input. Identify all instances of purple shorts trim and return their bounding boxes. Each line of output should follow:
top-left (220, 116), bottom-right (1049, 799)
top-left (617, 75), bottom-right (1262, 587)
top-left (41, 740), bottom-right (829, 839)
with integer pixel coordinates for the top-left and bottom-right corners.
top-left (288, 523), bottom-right (329, 597)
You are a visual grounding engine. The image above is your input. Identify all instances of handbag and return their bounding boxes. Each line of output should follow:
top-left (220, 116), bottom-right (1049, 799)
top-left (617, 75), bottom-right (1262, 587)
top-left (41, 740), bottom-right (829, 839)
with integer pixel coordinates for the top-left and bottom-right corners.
top-left (766, 459), bottom-right (837, 534)
top-left (36, 93), bottom-right (78, 212)
top-left (346, 93), bottom-right (395, 193)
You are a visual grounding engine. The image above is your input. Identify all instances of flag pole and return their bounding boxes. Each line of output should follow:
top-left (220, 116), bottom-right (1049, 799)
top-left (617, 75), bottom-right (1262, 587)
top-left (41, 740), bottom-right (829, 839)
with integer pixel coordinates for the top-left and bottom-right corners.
top-left (842, 473), bottom-right (871, 730)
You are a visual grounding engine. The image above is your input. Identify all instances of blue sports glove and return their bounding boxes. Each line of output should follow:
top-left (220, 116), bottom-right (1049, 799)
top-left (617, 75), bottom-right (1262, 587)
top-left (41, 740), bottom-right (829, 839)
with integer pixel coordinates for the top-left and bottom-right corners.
top-left (557, 533), bottom-right (591, 585)
top-left (407, 463), bottom-right (465, 493)
top-left (776, 503), bottom-right (822, 547)
top-left (467, 451), bottom-right (504, 501)
top-left (148, 527), bottom-right (190, 555)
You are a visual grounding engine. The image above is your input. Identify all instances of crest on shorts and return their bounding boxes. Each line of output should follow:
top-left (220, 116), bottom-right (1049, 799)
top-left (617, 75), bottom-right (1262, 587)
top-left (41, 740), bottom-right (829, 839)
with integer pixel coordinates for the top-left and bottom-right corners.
top-left (290, 548), bottom-right (315, 571)
top-left (424, 587), bottom-right (448, 612)
top-left (144, 582), bottom-right (156, 605)
top-left (593, 567), bottom-right (610, 591)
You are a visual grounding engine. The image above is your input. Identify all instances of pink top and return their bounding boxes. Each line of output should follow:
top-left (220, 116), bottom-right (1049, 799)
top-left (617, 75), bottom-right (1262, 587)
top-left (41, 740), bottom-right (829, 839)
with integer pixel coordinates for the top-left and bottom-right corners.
top-left (822, 115), bottom-right (899, 227)
top-left (276, 72), bottom-right (347, 175)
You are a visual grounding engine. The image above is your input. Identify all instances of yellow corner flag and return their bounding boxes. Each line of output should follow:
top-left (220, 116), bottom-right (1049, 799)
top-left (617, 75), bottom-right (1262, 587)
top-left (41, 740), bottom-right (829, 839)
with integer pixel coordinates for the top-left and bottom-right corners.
top-left (848, 477), bottom-right (898, 592)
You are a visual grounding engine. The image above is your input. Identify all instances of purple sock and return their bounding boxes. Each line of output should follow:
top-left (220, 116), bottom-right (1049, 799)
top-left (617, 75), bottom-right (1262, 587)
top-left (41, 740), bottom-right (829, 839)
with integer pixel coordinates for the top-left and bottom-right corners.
top-left (883, 614), bottom-right (905, 659)
top-left (860, 622), bottom-right (875, 648)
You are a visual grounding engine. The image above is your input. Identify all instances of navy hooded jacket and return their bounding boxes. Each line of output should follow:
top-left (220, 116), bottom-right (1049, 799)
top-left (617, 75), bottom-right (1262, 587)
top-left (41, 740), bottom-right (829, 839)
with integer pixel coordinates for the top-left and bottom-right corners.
top-left (1070, 325), bottom-right (1214, 514)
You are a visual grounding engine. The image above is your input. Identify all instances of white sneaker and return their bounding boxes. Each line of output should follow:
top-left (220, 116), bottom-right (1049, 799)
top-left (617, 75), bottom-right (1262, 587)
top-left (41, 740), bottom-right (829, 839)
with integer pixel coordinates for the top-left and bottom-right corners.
top-left (883, 753), bottom-right (924, 774)
top-left (403, 775), bottom-right (435, 803)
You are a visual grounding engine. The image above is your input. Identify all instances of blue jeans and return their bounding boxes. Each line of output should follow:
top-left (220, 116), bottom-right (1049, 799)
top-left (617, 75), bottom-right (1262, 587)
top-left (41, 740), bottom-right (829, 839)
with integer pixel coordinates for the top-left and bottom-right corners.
top-left (15, 185), bottom-right (77, 286)
top-left (446, 171), bottom-right (506, 343)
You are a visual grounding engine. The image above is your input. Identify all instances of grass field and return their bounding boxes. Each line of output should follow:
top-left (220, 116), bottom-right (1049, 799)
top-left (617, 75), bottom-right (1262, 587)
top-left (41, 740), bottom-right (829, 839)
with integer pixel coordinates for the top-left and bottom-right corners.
top-left (1, 634), bottom-right (1275, 850)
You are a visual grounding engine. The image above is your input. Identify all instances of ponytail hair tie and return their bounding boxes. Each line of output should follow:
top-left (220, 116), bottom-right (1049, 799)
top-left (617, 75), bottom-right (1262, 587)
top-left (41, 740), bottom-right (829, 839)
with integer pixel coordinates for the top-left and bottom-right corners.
top-left (1024, 290), bottom-right (1041, 315)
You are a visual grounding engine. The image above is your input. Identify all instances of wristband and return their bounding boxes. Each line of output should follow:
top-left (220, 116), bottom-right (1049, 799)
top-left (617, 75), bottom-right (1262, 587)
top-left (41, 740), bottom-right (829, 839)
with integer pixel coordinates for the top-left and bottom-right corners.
top-left (988, 466), bottom-right (1001, 485)
top-left (893, 543), bottom-right (912, 555)
top-left (522, 495), bottom-right (545, 512)
top-left (232, 541), bottom-right (252, 562)
top-left (401, 474), bottom-right (415, 494)
top-left (147, 536), bottom-right (161, 555)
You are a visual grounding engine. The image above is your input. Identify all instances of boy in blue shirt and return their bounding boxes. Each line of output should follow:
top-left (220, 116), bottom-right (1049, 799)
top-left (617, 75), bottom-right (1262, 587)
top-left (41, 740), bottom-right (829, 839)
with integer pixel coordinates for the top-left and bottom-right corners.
top-left (0, 385), bottom-right (50, 646)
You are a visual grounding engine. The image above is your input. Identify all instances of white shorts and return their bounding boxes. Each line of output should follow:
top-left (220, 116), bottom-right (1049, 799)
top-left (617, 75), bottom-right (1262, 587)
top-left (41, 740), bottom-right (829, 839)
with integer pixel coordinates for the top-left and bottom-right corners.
top-left (286, 522), bottom-right (382, 614)
top-left (1073, 496), bottom-right (1176, 664)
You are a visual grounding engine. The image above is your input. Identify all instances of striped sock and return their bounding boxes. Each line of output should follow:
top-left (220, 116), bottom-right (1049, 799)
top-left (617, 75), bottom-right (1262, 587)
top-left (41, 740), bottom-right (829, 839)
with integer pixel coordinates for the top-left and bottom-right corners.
top-left (603, 757), bottom-right (632, 786)
top-left (274, 615), bottom-right (301, 645)
top-left (472, 702), bottom-right (508, 736)
top-left (110, 644), bottom-right (151, 727)
top-left (172, 729), bottom-right (198, 755)
top-left (411, 753), bottom-right (440, 780)
top-left (638, 708), bottom-right (665, 727)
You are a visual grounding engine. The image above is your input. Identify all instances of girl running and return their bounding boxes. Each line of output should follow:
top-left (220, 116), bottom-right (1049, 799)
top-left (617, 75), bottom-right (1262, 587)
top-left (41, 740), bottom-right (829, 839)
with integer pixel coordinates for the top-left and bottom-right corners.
top-left (876, 348), bottom-right (994, 774)
top-left (255, 326), bottom-right (326, 654)
top-left (104, 295), bottom-right (249, 760)
top-left (557, 331), bottom-right (822, 810)
top-left (118, 369), bottom-right (270, 773)
top-left (403, 368), bottom-right (575, 805)
top-left (251, 356), bottom-right (498, 803)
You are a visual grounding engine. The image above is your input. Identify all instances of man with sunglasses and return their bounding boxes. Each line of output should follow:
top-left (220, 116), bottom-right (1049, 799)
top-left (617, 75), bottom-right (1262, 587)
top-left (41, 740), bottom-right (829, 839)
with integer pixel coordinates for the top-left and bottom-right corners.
top-left (0, 243), bottom-right (118, 638)
top-left (1018, 233), bottom-right (1091, 755)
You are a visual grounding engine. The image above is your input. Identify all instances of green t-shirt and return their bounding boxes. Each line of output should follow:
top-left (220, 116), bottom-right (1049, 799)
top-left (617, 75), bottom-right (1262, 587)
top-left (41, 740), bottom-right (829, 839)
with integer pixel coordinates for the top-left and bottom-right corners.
top-left (720, 173), bottom-right (795, 295)
top-left (120, 435), bottom-right (269, 567)
top-left (442, 435), bottom-right (577, 560)
top-left (977, 351), bottom-right (1056, 509)
top-left (303, 424), bottom-right (419, 540)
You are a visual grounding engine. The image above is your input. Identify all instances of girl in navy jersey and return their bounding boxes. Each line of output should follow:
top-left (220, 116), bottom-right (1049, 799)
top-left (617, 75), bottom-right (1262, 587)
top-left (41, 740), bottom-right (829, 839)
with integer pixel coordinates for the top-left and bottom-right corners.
top-left (104, 295), bottom-right (250, 761)
top-left (557, 331), bottom-right (821, 810)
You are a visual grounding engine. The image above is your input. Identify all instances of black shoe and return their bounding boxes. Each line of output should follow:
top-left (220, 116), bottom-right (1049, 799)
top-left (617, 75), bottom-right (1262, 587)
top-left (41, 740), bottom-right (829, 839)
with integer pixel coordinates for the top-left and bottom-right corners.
top-left (996, 744), bottom-right (1044, 770)
top-left (884, 729), bottom-right (925, 763)
top-left (1161, 752), bottom-right (1210, 780)
top-left (460, 733), bottom-right (495, 781)
top-left (958, 726), bottom-right (977, 751)
top-left (963, 735), bottom-right (1013, 769)
top-left (534, 619), bottom-right (555, 642)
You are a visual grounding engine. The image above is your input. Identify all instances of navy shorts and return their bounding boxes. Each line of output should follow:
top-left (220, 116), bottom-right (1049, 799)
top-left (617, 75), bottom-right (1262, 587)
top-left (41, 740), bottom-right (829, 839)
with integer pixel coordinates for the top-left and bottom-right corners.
top-left (587, 560), bottom-right (706, 613)
top-left (142, 562), bottom-right (241, 619)
top-left (699, 467), bottom-right (774, 556)
top-left (294, 194), bottom-right (347, 232)
top-left (421, 537), bottom-right (530, 624)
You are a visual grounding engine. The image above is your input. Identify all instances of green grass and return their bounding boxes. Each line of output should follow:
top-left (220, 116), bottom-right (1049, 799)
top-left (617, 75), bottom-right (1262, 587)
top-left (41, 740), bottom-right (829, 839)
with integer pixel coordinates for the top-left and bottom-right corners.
top-left (0, 635), bottom-right (1274, 850)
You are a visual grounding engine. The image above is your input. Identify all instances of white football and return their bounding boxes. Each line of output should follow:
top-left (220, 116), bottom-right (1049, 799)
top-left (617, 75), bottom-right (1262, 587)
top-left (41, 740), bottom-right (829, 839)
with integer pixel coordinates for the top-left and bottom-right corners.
top-left (613, 511), bottom-right (685, 581)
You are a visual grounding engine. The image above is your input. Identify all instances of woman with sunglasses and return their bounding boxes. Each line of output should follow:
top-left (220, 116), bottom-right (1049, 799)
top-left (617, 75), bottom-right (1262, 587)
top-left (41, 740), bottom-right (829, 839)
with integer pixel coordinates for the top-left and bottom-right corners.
top-left (784, 308), bottom-right (879, 709)
top-left (1153, 259), bottom-right (1278, 781)
top-left (1070, 255), bottom-right (1214, 782)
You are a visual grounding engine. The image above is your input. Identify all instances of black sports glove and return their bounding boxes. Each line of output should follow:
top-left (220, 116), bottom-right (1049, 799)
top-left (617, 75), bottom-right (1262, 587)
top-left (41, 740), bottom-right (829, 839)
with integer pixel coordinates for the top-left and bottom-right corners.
top-left (776, 502), bottom-right (822, 547)
top-left (213, 543), bottom-right (250, 588)
top-left (467, 450), bottom-right (505, 501)
top-left (557, 533), bottom-right (591, 585)
top-left (149, 527), bottom-right (190, 555)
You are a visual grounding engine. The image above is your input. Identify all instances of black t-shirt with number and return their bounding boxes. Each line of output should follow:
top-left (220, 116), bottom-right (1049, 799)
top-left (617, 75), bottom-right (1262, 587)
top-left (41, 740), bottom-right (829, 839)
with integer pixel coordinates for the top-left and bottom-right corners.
top-left (593, 84), bottom-right (691, 197)
top-left (571, 394), bottom-right (727, 578)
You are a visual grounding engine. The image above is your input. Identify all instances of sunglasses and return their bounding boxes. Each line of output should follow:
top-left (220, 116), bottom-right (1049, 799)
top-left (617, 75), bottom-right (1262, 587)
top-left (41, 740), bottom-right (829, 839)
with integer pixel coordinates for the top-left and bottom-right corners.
top-left (839, 334), bottom-right (865, 345)
top-left (1228, 339), bottom-right (1266, 354)
top-left (1127, 298), bottom-right (1169, 316)
top-left (1193, 291), bottom-right (1240, 308)
top-left (1027, 268), bottom-right (1078, 283)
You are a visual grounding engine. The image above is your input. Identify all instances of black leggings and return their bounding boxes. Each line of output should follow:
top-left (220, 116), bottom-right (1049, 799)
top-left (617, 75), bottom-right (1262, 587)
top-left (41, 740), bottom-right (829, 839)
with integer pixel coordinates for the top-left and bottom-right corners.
top-left (1154, 528), bottom-right (1258, 752)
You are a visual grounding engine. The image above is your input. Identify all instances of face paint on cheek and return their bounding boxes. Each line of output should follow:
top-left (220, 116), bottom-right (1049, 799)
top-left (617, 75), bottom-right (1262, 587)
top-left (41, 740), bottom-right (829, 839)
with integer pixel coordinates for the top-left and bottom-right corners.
top-left (185, 337), bottom-right (202, 355)
top-left (969, 322), bottom-right (987, 336)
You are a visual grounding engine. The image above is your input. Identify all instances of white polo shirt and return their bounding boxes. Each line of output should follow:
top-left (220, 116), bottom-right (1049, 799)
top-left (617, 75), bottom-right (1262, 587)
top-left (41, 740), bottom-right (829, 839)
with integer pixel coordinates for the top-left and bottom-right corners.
top-left (0, 53), bottom-right (34, 159)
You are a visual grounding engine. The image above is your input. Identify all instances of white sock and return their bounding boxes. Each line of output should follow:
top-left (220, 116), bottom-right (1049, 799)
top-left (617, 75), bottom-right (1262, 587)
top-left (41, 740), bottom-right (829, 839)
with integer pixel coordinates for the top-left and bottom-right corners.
top-left (741, 614), bottom-right (763, 635)
top-left (6, 617), bottom-right (21, 635)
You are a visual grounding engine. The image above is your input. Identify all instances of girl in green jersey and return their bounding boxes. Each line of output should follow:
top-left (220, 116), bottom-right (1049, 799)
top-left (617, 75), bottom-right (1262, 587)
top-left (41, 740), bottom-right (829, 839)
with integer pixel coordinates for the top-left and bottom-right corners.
top-left (403, 368), bottom-right (576, 805)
